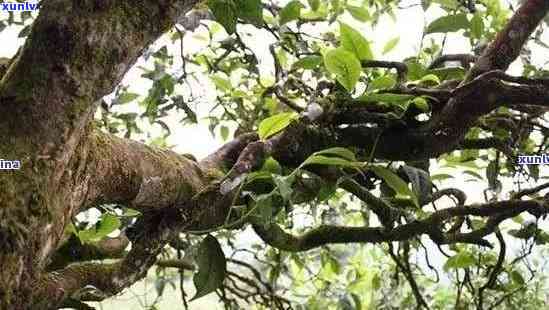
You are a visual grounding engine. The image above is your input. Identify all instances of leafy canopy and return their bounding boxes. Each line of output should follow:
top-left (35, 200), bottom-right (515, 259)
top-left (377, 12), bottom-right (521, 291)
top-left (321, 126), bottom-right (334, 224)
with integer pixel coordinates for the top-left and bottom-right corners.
top-left (4, 0), bottom-right (544, 308)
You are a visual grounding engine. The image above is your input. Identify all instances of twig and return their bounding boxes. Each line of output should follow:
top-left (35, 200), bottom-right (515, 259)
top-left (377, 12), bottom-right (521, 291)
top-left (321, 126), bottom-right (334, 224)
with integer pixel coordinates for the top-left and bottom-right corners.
top-left (361, 60), bottom-right (408, 87)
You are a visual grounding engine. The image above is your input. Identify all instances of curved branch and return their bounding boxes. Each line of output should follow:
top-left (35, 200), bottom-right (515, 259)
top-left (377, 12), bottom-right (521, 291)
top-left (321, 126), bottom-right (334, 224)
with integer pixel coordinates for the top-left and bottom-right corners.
top-left (467, 0), bottom-right (549, 80)
top-left (253, 199), bottom-right (549, 252)
top-left (513, 182), bottom-right (549, 199)
top-left (40, 206), bottom-right (180, 308)
top-left (252, 223), bottom-right (395, 252)
top-left (269, 0), bottom-right (549, 162)
top-left (0, 0), bottom-right (198, 148)
top-left (82, 130), bottom-right (258, 214)
top-left (0, 2), bottom-right (200, 306)
top-left (339, 178), bottom-right (405, 227)
top-left (361, 60), bottom-right (408, 87)
top-left (458, 138), bottom-right (514, 156)
top-left (82, 130), bottom-right (207, 213)
top-left (156, 258), bottom-right (195, 270)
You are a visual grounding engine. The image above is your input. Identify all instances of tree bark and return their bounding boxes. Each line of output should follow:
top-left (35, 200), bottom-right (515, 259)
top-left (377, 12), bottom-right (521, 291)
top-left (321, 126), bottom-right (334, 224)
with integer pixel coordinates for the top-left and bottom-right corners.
top-left (0, 0), bottom-right (547, 309)
top-left (0, 1), bottom-right (198, 308)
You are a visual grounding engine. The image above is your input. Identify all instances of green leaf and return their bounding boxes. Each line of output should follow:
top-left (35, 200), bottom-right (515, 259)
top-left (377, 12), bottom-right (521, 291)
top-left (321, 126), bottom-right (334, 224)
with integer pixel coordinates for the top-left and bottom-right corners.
top-left (211, 75), bottom-right (232, 91)
top-left (346, 5), bottom-right (370, 22)
top-left (279, 0), bottom-right (304, 25)
top-left (303, 155), bottom-right (363, 168)
top-left (258, 112), bottom-right (298, 139)
top-left (382, 37), bottom-right (399, 54)
top-left (235, 0), bottom-right (263, 26)
top-left (261, 157), bottom-right (282, 174)
top-left (431, 173), bottom-right (454, 181)
top-left (528, 164), bottom-right (540, 181)
top-left (426, 13), bottom-right (469, 34)
top-left (300, 148), bottom-right (360, 169)
top-left (192, 235), bottom-right (227, 300)
top-left (95, 214), bottom-right (121, 236)
top-left (510, 270), bottom-right (525, 286)
top-left (117, 112), bottom-right (138, 121)
top-left (246, 171), bottom-right (274, 184)
top-left (368, 76), bottom-right (395, 91)
top-left (250, 193), bottom-right (274, 224)
top-left (208, 0), bottom-right (238, 34)
top-left (444, 251), bottom-right (476, 271)
top-left (292, 55), bottom-right (322, 70)
top-left (323, 48), bottom-right (362, 92)
top-left (307, 0), bottom-right (320, 11)
top-left (401, 165), bottom-right (432, 205)
top-left (470, 12), bottom-right (484, 40)
top-left (339, 22), bottom-right (373, 60)
top-left (273, 174), bottom-right (295, 201)
top-left (312, 147), bottom-right (357, 162)
top-left (78, 213), bottom-right (121, 243)
top-left (117, 92), bottom-right (140, 105)
top-left (509, 222), bottom-right (537, 240)
top-left (412, 97), bottom-right (430, 112)
top-left (418, 73), bottom-right (440, 86)
top-left (370, 166), bottom-right (418, 207)
top-left (317, 181), bottom-right (337, 201)
top-left (121, 208), bottom-right (142, 217)
top-left (463, 170), bottom-right (484, 180)
top-left (536, 231), bottom-right (549, 245)
top-left (220, 125), bottom-right (229, 141)
top-left (486, 160), bottom-right (498, 190)
top-left (427, 67), bottom-right (465, 80)
top-left (174, 95), bottom-right (198, 123)
top-left (320, 252), bottom-right (341, 279)
top-left (406, 60), bottom-right (427, 80)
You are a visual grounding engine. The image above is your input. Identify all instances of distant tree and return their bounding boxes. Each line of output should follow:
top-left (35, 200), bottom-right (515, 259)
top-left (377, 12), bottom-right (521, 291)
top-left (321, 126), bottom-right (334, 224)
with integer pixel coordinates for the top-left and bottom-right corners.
top-left (1, 0), bottom-right (549, 309)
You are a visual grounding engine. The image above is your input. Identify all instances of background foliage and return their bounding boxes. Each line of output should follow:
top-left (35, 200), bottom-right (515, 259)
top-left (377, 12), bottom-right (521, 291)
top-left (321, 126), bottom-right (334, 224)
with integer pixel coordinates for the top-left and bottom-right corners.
top-left (2, 0), bottom-right (549, 309)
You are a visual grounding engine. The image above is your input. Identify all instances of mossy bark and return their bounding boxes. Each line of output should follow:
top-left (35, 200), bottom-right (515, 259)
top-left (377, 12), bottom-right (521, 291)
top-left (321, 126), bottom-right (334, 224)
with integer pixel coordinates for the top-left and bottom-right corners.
top-left (0, 1), bottom-right (199, 308)
top-left (0, 0), bottom-right (546, 308)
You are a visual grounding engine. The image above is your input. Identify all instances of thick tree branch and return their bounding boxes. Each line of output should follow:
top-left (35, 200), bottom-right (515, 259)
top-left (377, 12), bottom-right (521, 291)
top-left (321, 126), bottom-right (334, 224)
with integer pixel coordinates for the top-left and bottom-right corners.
top-left (458, 137), bottom-right (514, 157)
top-left (467, 0), bottom-right (549, 80)
top-left (40, 203), bottom-right (181, 308)
top-left (83, 130), bottom-right (258, 213)
top-left (82, 130), bottom-right (206, 212)
top-left (0, 0), bottom-right (198, 148)
top-left (253, 199), bottom-right (549, 252)
top-left (333, 0), bottom-right (549, 161)
top-left (156, 258), bottom-right (195, 270)
top-left (0, 2), bottom-right (203, 307)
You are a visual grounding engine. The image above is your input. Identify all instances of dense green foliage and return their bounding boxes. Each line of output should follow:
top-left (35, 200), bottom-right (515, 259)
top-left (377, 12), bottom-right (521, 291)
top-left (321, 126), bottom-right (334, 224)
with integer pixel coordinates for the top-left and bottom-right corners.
top-left (3, 0), bottom-right (549, 309)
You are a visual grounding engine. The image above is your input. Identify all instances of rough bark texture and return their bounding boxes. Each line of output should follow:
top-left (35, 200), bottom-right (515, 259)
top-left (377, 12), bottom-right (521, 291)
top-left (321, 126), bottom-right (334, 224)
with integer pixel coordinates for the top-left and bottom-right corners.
top-left (0, 0), bottom-right (547, 309)
top-left (0, 1), bottom-right (199, 308)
